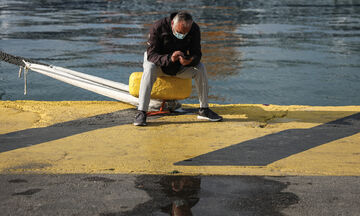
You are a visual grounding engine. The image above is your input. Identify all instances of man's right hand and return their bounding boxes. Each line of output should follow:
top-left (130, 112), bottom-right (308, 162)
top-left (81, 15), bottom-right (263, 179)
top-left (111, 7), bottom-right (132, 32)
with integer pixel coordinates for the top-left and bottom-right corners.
top-left (171, 51), bottom-right (184, 62)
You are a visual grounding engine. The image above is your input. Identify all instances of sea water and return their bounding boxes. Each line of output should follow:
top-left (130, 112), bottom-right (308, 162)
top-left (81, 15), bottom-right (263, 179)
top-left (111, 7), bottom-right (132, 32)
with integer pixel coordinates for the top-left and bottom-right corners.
top-left (1, 0), bottom-right (359, 106)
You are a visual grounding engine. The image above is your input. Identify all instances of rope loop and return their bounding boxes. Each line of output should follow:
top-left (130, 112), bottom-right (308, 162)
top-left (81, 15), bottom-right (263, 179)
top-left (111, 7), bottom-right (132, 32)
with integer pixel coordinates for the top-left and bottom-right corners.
top-left (18, 66), bottom-right (23, 78)
top-left (22, 60), bottom-right (30, 95)
top-left (24, 67), bottom-right (29, 95)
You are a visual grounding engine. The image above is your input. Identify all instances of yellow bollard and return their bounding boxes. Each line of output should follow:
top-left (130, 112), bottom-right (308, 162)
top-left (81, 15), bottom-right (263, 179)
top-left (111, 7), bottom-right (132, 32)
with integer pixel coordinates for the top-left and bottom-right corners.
top-left (129, 72), bottom-right (192, 100)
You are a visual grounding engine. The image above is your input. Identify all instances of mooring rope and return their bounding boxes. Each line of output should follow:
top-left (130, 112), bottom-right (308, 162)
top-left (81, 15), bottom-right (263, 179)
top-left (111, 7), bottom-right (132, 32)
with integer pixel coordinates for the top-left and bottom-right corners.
top-left (0, 50), bottom-right (163, 109)
top-left (0, 50), bottom-right (48, 67)
top-left (24, 65), bottom-right (28, 95)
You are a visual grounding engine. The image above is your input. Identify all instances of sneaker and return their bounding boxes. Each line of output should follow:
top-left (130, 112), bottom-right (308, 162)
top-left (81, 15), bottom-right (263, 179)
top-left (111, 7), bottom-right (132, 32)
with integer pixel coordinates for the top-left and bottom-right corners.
top-left (197, 108), bottom-right (223, 122)
top-left (134, 110), bottom-right (147, 126)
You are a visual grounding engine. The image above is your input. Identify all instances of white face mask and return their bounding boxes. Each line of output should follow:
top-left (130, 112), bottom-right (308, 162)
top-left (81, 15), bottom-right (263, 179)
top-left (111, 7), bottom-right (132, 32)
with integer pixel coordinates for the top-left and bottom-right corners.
top-left (172, 27), bottom-right (188, 40)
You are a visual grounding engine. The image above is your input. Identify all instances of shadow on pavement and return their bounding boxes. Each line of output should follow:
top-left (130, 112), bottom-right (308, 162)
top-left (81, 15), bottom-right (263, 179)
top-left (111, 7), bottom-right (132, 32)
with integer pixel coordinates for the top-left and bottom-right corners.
top-left (175, 112), bottom-right (360, 166)
top-left (1, 105), bottom-right (359, 168)
top-left (0, 108), bottom-right (138, 153)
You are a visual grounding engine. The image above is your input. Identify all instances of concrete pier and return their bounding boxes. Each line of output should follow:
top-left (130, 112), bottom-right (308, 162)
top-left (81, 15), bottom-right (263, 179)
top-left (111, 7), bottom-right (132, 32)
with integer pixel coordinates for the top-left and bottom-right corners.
top-left (1, 100), bottom-right (359, 176)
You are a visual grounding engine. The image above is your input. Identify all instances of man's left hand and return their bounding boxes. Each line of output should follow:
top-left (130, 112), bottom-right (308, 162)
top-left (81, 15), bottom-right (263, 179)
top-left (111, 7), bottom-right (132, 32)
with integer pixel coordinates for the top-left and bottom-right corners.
top-left (179, 56), bottom-right (193, 66)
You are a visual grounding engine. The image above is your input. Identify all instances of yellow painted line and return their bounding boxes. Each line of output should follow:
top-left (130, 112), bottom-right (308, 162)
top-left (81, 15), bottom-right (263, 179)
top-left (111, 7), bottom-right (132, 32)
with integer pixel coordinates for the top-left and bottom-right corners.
top-left (0, 101), bottom-right (359, 176)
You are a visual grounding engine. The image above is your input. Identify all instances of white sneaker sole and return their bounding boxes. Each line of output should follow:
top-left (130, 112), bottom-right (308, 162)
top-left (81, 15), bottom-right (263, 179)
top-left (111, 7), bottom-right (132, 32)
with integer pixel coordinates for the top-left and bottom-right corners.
top-left (197, 115), bottom-right (222, 122)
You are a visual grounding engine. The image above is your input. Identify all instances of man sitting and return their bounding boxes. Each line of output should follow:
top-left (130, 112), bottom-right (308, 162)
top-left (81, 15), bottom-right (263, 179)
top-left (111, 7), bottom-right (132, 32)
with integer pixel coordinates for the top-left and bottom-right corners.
top-left (134, 11), bottom-right (223, 126)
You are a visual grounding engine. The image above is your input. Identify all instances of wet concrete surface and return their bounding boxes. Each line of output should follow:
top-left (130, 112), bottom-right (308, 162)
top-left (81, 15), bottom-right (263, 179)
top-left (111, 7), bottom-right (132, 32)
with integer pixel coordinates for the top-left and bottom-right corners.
top-left (1, 174), bottom-right (359, 216)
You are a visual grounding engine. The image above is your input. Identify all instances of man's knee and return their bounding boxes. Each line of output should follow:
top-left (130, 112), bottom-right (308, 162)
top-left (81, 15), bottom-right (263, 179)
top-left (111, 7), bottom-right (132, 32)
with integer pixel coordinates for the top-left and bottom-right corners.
top-left (143, 60), bottom-right (159, 81)
top-left (195, 62), bottom-right (206, 73)
top-left (143, 52), bottom-right (157, 73)
top-left (142, 60), bottom-right (159, 85)
top-left (196, 62), bottom-right (205, 70)
top-left (193, 62), bottom-right (207, 78)
top-left (143, 60), bottom-right (157, 72)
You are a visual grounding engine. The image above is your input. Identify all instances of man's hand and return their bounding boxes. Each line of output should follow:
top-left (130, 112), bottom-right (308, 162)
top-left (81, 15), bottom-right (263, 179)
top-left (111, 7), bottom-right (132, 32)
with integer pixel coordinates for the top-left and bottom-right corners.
top-left (171, 51), bottom-right (184, 62)
top-left (179, 56), bottom-right (193, 66)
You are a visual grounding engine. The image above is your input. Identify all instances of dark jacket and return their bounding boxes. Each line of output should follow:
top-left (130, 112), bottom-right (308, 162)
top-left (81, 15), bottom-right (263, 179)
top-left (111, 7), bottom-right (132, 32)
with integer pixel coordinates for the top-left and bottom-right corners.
top-left (146, 12), bottom-right (202, 75)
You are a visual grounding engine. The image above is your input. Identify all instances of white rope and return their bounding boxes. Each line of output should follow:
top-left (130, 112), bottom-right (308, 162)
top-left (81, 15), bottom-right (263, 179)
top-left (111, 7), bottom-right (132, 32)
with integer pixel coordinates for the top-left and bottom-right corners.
top-left (21, 61), bottom-right (162, 109)
top-left (18, 66), bottom-right (23, 78)
top-left (53, 66), bottom-right (129, 92)
top-left (24, 66), bottom-right (29, 95)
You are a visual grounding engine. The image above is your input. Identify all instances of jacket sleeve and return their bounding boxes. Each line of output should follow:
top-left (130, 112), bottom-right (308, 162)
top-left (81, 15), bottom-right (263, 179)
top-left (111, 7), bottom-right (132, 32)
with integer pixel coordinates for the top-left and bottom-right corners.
top-left (146, 24), bottom-right (172, 67)
top-left (188, 25), bottom-right (202, 67)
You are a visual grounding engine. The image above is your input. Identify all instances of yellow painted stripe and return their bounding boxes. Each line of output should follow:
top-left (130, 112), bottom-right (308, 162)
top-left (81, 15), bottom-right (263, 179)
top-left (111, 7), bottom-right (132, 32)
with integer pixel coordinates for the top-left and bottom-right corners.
top-left (0, 101), bottom-right (359, 176)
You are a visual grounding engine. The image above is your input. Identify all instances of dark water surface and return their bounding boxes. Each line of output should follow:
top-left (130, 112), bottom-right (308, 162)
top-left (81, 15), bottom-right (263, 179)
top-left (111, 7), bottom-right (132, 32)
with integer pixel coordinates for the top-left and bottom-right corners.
top-left (1, 0), bottom-right (359, 105)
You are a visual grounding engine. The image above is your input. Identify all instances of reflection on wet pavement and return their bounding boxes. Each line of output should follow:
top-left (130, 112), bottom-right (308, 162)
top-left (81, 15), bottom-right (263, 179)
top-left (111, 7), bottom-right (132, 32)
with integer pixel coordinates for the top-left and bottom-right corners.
top-left (111, 175), bottom-right (299, 216)
top-left (2, 174), bottom-right (360, 215)
top-left (0, 174), bottom-right (299, 215)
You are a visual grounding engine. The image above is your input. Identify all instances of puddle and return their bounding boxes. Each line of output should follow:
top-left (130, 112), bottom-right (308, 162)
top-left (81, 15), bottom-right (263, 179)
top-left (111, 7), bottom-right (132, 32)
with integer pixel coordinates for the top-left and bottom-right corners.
top-left (111, 175), bottom-right (299, 215)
